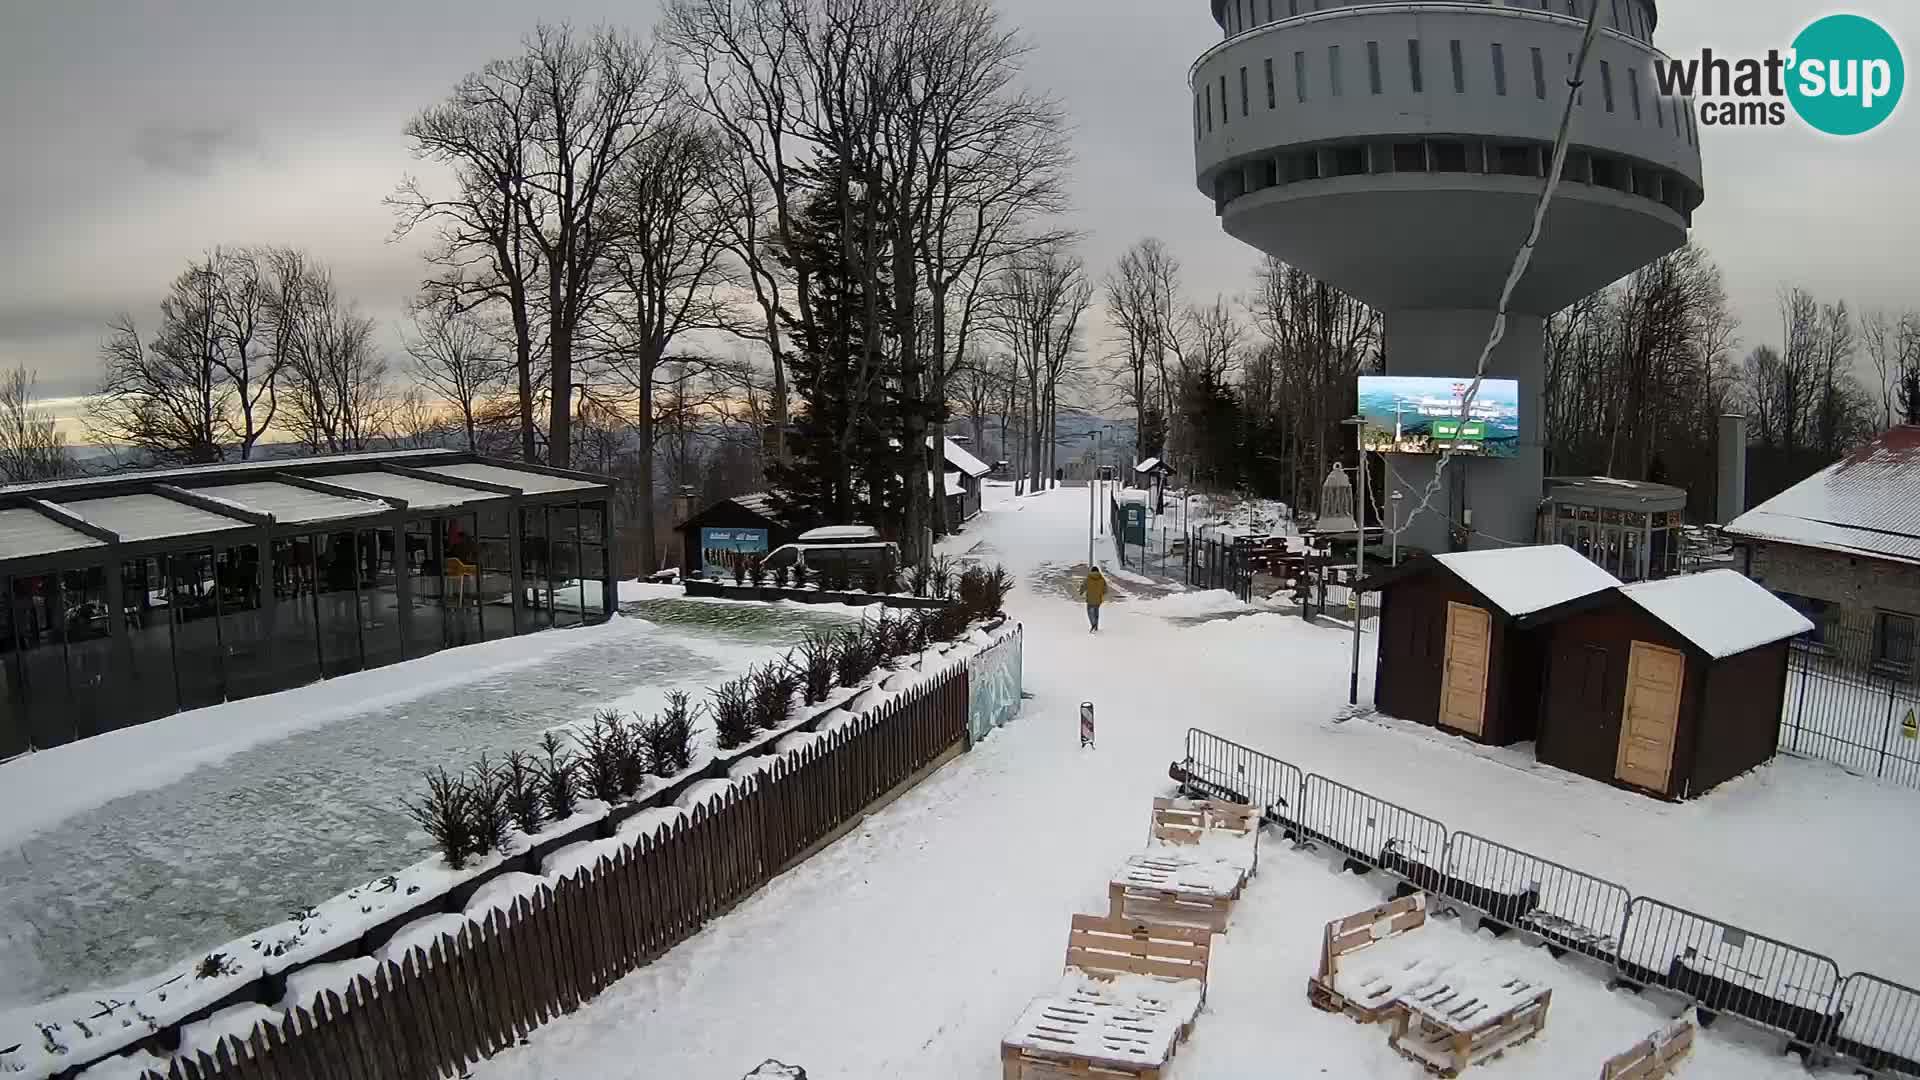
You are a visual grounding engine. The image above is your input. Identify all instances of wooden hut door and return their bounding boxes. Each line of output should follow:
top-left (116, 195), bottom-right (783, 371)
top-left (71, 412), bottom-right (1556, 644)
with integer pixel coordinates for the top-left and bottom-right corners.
top-left (1616, 641), bottom-right (1684, 792)
top-left (1438, 602), bottom-right (1492, 735)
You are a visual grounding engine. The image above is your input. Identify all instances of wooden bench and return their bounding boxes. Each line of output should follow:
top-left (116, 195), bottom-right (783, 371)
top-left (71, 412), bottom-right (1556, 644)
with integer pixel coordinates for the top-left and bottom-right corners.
top-left (1307, 893), bottom-right (1428, 1021)
top-left (1001, 915), bottom-right (1213, 1080)
top-left (1147, 796), bottom-right (1260, 880)
top-left (1387, 976), bottom-right (1552, 1077)
top-left (1108, 854), bottom-right (1241, 932)
top-left (1599, 1013), bottom-right (1695, 1080)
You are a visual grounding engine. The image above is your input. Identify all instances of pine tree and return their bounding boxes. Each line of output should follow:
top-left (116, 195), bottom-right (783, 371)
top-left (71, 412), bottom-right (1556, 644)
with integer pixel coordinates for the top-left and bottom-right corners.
top-left (769, 154), bottom-right (905, 530)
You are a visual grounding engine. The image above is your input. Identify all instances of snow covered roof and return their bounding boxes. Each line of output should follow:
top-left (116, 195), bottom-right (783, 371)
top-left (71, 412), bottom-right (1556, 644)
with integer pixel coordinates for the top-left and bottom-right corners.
top-left (1619, 569), bottom-right (1814, 659)
top-left (945, 473), bottom-right (966, 497)
top-left (422, 462), bottom-right (602, 495)
top-left (933, 436), bottom-right (990, 477)
top-left (199, 481), bottom-right (390, 526)
top-left (1134, 457), bottom-right (1171, 474)
top-left (54, 494), bottom-right (253, 543)
top-left (1725, 426), bottom-right (1920, 566)
top-left (323, 471), bottom-right (497, 511)
top-left (800, 524), bottom-right (881, 542)
top-left (1432, 544), bottom-right (1622, 618)
top-left (0, 507), bottom-right (104, 560)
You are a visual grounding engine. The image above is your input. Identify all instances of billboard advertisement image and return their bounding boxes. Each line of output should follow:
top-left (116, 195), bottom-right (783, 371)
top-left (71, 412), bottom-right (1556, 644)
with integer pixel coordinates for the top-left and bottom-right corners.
top-left (700, 527), bottom-right (769, 579)
top-left (1357, 376), bottom-right (1521, 459)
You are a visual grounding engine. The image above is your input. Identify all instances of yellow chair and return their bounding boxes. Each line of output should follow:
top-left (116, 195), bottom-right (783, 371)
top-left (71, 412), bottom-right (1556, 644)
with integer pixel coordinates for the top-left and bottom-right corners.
top-left (445, 558), bottom-right (478, 606)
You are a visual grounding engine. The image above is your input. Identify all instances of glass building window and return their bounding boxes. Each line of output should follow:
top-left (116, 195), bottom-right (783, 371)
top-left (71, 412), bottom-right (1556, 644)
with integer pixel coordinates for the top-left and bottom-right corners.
top-left (216, 544), bottom-right (271, 701)
top-left (270, 537), bottom-right (322, 693)
top-left (1491, 44), bottom-right (1507, 96)
top-left (0, 594), bottom-right (23, 759)
top-left (360, 527), bottom-right (402, 670)
top-left (1366, 41), bottom-right (1382, 95)
top-left (1294, 50), bottom-right (1308, 103)
top-left (551, 503), bottom-right (585, 629)
top-left (1408, 39), bottom-right (1424, 93)
top-left (1205, 84), bottom-right (1213, 132)
top-left (13, 574), bottom-right (73, 748)
top-left (1610, 0), bottom-right (1622, 30)
top-left (1265, 57), bottom-right (1276, 108)
top-left (522, 505), bottom-right (553, 631)
top-left (60, 566), bottom-right (112, 739)
top-left (314, 531), bottom-right (363, 678)
top-left (1450, 39), bottom-right (1465, 94)
top-left (1628, 67), bottom-right (1642, 120)
top-left (1600, 61), bottom-right (1615, 111)
top-left (1532, 48), bottom-right (1547, 99)
top-left (444, 513), bottom-right (484, 646)
top-left (170, 550), bottom-right (225, 710)
top-left (476, 506), bottom-right (514, 640)
top-left (404, 517), bottom-right (446, 659)
top-left (580, 502), bottom-right (609, 623)
top-left (1874, 612), bottom-right (1916, 672)
top-left (1240, 65), bottom-right (1249, 116)
top-left (1327, 45), bottom-right (1341, 97)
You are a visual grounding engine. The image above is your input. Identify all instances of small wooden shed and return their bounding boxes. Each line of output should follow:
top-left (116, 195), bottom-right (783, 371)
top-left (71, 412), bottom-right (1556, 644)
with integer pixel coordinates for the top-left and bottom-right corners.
top-left (675, 492), bottom-right (804, 578)
top-left (1532, 569), bottom-right (1813, 800)
top-left (1363, 545), bottom-right (1622, 746)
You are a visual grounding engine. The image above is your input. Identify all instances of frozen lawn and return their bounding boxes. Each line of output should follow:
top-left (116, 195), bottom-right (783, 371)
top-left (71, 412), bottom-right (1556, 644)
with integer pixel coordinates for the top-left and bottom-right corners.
top-left (457, 487), bottom-right (1914, 1078)
top-left (0, 598), bottom-right (861, 1013)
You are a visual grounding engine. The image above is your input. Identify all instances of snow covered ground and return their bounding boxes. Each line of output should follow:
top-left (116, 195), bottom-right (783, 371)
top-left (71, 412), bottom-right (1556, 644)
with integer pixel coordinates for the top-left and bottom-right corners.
top-left (453, 484), bottom-right (1920, 1079)
top-left (0, 596), bottom-right (863, 1014)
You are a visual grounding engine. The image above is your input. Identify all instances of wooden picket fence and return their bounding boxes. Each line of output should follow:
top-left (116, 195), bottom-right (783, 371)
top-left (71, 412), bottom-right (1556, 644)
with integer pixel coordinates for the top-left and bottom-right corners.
top-left (137, 666), bottom-right (970, 1080)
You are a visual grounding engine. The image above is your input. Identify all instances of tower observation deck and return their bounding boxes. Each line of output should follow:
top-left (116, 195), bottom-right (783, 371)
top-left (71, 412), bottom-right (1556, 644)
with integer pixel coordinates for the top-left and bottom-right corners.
top-left (1192, 0), bottom-right (1703, 551)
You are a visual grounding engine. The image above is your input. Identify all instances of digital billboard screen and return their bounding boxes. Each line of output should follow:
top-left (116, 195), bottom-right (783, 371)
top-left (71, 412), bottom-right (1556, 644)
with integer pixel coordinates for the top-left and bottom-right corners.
top-left (1357, 376), bottom-right (1520, 459)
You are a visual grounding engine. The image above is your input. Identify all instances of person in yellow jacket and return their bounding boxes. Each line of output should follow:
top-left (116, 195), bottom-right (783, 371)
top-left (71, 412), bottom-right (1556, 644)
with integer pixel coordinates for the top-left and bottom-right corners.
top-left (1081, 566), bottom-right (1107, 633)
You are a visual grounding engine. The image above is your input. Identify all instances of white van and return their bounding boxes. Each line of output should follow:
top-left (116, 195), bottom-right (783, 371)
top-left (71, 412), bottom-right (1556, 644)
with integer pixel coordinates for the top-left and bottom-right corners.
top-left (763, 525), bottom-right (899, 581)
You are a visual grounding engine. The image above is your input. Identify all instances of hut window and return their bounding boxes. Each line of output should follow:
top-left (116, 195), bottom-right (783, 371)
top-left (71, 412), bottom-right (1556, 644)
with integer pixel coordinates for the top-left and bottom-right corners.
top-left (1874, 611), bottom-right (1916, 673)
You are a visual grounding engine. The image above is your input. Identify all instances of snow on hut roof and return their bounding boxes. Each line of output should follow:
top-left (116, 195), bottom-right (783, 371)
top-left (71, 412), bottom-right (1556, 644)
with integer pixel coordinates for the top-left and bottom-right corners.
top-left (0, 507), bottom-right (104, 561)
top-left (1619, 570), bottom-right (1814, 659)
top-left (1433, 544), bottom-right (1621, 618)
top-left (1726, 426), bottom-right (1920, 565)
top-left (422, 462), bottom-right (602, 495)
top-left (945, 473), bottom-right (965, 496)
top-left (930, 436), bottom-right (990, 477)
top-left (323, 471), bottom-right (497, 511)
top-left (55, 494), bottom-right (252, 543)
top-left (199, 481), bottom-right (389, 526)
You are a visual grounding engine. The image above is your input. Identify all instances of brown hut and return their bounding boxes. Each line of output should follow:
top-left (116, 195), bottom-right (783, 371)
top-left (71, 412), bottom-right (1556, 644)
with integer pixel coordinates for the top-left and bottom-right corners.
top-left (1363, 546), bottom-right (1622, 745)
top-left (1530, 569), bottom-right (1813, 800)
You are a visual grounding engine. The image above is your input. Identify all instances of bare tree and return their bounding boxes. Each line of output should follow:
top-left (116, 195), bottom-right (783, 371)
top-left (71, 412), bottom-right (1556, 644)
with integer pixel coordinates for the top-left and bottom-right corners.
top-left (1104, 238), bottom-right (1184, 457)
top-left (0, 366), bottom-right (72, 482)
top-left (209, 248), bottom-right (284, 459)
top-left (948, 350), bottom-right (1001, 452)
top-left (588, 112), bottom-right (739, 574)
top-left (89, 262), bottom-right (231, 464)
top-left (406, 306), bottom-right (509, 451)
top-left (395, 53), bottom-right (546, 461)
top-left (990, 242), bottom-right (1090, 493)
top-left (280, 267), bottom-right (390, 452)
top-left (385, 388), bottom-right (456, 450)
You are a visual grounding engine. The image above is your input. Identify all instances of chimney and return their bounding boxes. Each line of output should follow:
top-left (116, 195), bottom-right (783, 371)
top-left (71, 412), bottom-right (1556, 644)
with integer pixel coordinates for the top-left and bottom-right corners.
top-left (1716, 414), bottom-right (1748, 524)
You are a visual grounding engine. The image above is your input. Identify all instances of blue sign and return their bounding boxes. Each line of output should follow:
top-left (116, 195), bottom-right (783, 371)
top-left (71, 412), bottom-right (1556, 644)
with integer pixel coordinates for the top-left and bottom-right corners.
top-left (701, 527), bottom-right (769, 579)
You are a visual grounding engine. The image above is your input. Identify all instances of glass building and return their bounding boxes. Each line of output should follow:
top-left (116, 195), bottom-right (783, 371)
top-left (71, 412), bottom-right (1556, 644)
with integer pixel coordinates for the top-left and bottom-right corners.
top-left (1540, 476), bottom-right (1687, 583)
top-left (0, 451), bottom-right (614, 756)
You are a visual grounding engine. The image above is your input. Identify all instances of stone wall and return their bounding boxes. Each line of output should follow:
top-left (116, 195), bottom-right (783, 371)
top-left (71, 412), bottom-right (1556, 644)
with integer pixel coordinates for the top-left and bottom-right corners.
top-left (1745, 540), bottom-right (1920, 642)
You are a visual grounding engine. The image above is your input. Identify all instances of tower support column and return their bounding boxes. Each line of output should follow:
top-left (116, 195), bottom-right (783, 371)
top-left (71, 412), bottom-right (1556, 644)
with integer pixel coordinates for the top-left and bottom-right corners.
top-left (1381, 309), bottom-right (1545, 555)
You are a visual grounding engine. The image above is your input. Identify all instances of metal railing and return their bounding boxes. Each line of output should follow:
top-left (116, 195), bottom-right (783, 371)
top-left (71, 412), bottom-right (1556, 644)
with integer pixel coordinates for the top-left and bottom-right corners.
top-left (1781, 627), bottom-right (1920, 789)
top-left (1174, 727), bottom-right (1920, 1072)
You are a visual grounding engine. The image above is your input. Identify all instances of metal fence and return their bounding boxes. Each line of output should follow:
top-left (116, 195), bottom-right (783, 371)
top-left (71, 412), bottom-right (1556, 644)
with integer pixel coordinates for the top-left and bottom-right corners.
top-left (1781, 625), bottom-right (1920, 789)
top-left (1104, 507), bottom-right (1253, 603)
top-left (1174, 727), bottom-right (1920, 1074)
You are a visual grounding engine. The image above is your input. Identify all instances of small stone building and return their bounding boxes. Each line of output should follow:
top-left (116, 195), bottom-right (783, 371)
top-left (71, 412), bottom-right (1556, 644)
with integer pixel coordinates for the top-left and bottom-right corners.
top-left (1363, 545), bottom-right (1621, 745)
top-left (1535, 570), bottom-right (1812, 799)
top-left (1726, 426), bottom-right (1920, 674)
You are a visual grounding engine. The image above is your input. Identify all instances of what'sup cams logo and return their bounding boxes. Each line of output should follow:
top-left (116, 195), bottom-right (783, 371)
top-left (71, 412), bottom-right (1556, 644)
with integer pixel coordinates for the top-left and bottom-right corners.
top-left (1653, 14), bottom-right (1904, 135)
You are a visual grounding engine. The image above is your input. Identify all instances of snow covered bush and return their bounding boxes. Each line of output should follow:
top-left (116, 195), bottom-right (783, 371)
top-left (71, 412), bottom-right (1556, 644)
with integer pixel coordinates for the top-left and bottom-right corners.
top-left (539, 732), bottom-right (580, 821)
top-left (642, 691), bottom-right (696, 776)
top-left (793, 632), bottom-right (838, 704)
top-left (576, 711), bottom-right (643, 802)
top-left (907, 610), bottom-right (934, 653)
top-left (835, 623), bottom-right (881, 687)
top-left (792, 561), bottom-right (810, 588)
top-left (502, 751), bottom-right (546, 836)
top-left (751, 663), bottom-right (798, 731)
top-left (710, 676), bottom-right (757, 750)
top-left (955, 563), bottom-right (1015, 619)
top-left (466, 755), bottom-right (512, 856)
top-left (929, 555), bottom-right (955, 599)
top-left (908, 561), bottom-right (932, 598)
top-left (773, 564), bottom-right (791, 588)
top-left (406, 768), bottom-right (478, 870)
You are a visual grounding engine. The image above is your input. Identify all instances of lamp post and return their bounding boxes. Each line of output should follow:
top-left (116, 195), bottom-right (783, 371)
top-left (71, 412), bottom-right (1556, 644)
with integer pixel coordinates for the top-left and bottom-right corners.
top-left (1341, 416), bottom-right (1367, 706)
top-left (1390, 489), bottom-right (1404, 566)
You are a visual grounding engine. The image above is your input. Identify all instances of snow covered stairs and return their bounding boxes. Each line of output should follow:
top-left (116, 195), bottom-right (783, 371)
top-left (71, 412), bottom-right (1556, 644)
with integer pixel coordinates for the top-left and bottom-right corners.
top-left (1000, 915), bottom-right (1213, 1080)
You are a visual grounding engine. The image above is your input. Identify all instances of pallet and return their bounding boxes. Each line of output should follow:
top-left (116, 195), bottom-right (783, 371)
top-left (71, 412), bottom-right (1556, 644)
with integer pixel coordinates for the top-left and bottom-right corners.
top-left (1388, 989), bottom-right (1552, 1077)
top-left (1308, 892), bottom-right (1428, 1023)
top-left (1148, 797), bottom-right (1260, 877)
top-left (1108, 879), bottom-right (1234, 933)
top-left (1599, 1013), bottom-right (1695, 1080)
top-left (1001, 996), bottom-right (1177, 1079)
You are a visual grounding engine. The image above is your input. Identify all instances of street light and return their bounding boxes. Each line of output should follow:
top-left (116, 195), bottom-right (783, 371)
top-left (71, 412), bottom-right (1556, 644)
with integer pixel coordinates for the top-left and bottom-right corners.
top-left (1340, 416), bottom-right (1367, 707)
top-left (1389, 489), bottom-right (1404, 566)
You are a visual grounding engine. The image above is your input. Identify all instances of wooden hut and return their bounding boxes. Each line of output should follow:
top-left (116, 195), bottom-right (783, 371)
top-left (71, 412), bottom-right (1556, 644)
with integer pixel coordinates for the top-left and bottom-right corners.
top-left (1530, 569), bottom-right (1813, 799)
top-left (1363, 545), bottom-right (1622, 745)
top-left (675, 493), bottom-right (804, 578)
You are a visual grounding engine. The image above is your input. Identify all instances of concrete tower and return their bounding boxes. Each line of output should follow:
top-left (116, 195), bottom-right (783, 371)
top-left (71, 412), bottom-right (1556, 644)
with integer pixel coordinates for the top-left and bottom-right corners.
top-left (1191, 0), bottom-right (1703, 551)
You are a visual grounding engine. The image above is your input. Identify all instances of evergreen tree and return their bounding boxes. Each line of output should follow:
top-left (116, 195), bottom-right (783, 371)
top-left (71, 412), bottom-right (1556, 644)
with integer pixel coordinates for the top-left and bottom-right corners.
top-left (769, 154), bottom-right (907, 532)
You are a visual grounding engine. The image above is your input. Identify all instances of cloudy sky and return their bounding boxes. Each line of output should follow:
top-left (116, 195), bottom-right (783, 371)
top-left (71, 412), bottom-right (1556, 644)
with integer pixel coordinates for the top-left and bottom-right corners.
top-left (1, 0), bottom-right (1915, 424)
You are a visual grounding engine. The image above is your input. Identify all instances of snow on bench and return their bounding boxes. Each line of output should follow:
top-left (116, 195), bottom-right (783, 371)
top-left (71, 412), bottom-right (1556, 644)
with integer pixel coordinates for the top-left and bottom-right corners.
top-left (1108, 853), bottom-right (1244, 932)
top-left (1309, 893), bottom-right (1429, 1021)
top-left (1002, 915), bottom-right (1214, 1080)
top-left (1599, 1011), bottom-right (1695, 1080)
top-left (1144, 796), bottom-right (1259, 878)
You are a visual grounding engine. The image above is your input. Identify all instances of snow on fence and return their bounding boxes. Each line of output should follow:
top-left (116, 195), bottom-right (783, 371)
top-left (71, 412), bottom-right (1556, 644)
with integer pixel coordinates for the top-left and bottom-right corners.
top-left (110, 668), bottom-right (972, 1080)
top-left (1616, 898), bottom-right (1843, 1047)
top-left (1835, 973), bottom-right (1920, 1076)
top-left (1442, 833), bottom-right (1631, 965)
top-left (1173, 727), bottom-right (1917, 1072)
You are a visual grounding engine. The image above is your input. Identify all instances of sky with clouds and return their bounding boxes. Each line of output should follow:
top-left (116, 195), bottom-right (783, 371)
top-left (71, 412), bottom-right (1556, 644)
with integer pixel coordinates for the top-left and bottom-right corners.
top-left (1, 0), bottom-right (1915, 421)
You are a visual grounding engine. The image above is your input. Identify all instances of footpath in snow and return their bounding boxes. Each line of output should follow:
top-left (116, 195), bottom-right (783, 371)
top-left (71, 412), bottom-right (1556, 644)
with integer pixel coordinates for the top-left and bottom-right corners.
top-left (456, 485), bottom-right (1917, 1078)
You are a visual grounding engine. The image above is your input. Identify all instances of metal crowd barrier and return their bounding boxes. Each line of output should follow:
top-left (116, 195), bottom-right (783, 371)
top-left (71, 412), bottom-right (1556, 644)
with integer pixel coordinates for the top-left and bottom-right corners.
top-left (1172, 727), bottom-right (1919, 1071)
